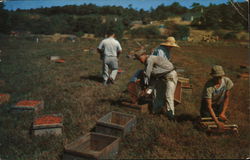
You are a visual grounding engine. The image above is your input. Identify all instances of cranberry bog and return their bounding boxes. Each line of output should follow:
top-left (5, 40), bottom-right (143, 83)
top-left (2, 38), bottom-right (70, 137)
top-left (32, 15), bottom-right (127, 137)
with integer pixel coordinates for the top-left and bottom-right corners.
top-left (0, 36), bottom-right (249, 159)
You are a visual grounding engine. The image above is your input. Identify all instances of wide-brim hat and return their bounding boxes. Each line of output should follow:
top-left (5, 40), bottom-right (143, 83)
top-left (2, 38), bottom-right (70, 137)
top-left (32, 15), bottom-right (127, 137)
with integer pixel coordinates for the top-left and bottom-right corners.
top-left (210, 65), bottom-right (225, 77)
top-left (160, 36), bottom-right (180, 48)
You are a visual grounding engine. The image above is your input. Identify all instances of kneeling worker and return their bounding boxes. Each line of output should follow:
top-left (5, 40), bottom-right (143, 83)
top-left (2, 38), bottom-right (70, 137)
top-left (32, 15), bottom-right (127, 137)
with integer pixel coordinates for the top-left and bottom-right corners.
top-left (134, 52), bottom-right (178, 120)
top-left (200, 65), bottom-right (234, 129)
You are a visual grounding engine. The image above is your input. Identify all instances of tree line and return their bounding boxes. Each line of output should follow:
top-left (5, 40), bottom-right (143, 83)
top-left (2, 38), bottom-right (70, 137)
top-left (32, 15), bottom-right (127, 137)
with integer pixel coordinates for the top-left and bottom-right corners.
top-left (0, 2), bottom-right (248, 38)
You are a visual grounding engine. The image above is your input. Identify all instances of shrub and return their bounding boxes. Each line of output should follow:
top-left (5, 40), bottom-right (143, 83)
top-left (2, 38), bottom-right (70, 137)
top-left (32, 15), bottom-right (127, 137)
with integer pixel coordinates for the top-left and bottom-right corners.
top-left (212, 30), bottom-right (227, 39)
top-left (172, 25), bottom-right (190, 40)
top-left (223, 32), bottom-right (237, 40)
top-left (130, 26), bottom-right (161, 38)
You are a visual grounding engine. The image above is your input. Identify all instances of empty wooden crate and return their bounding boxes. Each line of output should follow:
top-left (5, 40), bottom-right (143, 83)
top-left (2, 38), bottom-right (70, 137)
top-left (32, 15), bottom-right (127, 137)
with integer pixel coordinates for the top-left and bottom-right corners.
top-left (63, 132), bottom-right (120, 160)
top-left (95, 111), bottom-right (136, 137)
top-left (32, 114), bottom-right (63, 136)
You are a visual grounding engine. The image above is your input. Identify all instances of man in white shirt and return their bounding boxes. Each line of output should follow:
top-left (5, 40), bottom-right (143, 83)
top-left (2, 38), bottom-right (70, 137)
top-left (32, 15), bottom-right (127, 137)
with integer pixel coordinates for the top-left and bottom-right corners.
top-left (97, 31), bottom-right (122, 85)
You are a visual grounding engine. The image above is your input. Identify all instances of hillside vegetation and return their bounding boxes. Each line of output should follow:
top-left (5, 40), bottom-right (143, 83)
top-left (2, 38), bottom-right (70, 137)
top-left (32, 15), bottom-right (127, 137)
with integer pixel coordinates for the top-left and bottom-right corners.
top-left (0, 2), bottom-right (248, 39)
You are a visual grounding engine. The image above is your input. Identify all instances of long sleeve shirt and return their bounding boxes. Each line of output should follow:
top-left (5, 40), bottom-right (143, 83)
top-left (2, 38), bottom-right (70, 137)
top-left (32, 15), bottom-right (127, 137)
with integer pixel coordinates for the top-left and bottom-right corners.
top-left (144, 55), bottom-right (174, 84)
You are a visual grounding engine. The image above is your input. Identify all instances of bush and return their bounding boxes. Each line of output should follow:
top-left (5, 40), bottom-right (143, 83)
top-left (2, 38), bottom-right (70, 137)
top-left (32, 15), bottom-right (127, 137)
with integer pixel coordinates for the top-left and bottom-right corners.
top-left (212, 30), bottom-right (227, 39)
top-left (130, 26), bottom-right (161, 38)
top-left (172, 25), bottom-right (190, 40)
top-left (223, 32), bottom-right (237, 40)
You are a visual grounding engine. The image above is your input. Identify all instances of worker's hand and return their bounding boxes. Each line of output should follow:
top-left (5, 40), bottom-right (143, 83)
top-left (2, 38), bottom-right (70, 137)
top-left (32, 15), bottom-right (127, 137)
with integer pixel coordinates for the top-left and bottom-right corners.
top-left (139, 89), bottom-right (147, 97)
top-left (219, 113), bottom-right (228, 122)
top-left (217, 121), bottom-right (225, 129)
top-left (135, 79), bottom-right (141, 83)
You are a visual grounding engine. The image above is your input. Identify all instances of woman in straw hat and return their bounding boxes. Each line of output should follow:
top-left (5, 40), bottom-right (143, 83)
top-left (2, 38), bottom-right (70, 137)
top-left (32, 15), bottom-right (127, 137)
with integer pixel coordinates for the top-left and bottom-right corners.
top-left (151, 36), bottom-right (180, 60)
top-left (200, 65), bottom-right (234, 129)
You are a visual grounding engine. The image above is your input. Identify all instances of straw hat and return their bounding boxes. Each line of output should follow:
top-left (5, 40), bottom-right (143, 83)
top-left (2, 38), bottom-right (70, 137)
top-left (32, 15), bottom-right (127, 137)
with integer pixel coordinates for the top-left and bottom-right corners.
top-left (210, 65), bottom-right (225, 77)
top-left (160, 37), bottom-right (180, 48)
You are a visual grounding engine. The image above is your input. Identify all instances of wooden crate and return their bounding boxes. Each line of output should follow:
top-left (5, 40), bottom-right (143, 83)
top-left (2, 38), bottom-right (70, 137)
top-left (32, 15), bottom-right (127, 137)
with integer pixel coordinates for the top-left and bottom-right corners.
top-left (181, 82), bottom-right (193, 94)
top-left (199, 117), bottom-right (238, 135)
top-left (178, 77), bottom-right (190, 84)
top-left (121, 101), bottom-right (149, 113)
top-left (12, 100), bottom-right (44, 112)
top-left (32, 114), bottom-right (63, 136)
top-left (63, 132), bottom-right (120, 160)
top-left (0, 94), bottom-right (10, 105)
top-left (48, 56), bottom-right (60, 61)
top-left (238, 73), bottom-right (249, 79)
top-left (174, 81), bottom-right (182, 104)
top-left (95, 111), bottom-right (137, 137)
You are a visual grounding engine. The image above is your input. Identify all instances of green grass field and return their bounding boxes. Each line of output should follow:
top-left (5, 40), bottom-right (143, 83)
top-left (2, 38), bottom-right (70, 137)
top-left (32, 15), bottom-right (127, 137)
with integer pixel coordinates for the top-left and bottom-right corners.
top-left (0, 35), bottom-right (249, 159)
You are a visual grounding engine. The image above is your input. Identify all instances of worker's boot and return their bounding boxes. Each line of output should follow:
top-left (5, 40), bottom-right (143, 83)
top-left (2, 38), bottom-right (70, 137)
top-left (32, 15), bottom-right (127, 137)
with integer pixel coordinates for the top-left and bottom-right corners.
top-left (165, 110), bottom-right (175, 121)
top-left (108, 78), bottom-right (115, 84)
top-left (103, 80), bottom-right (108, 86)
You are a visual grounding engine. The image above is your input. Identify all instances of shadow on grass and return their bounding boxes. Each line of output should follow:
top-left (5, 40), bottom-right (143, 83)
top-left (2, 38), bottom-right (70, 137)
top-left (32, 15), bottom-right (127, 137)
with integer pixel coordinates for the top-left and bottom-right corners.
top-left (175, 114), bottom-right (198, 123)
top-left (80, 75), bottom-right (103, 83)
top-left (99, 98), bottom-right (125, 106)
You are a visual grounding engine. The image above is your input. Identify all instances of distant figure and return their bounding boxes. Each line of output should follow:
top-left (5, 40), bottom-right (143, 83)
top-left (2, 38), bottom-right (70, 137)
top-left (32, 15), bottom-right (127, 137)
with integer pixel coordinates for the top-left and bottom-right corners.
top-left (36, 37), bottom-right (39, 43)
top-left (97, 31), bottom-right (122, 85)
top-left (151, 36), bottom-right (180, 60)
top-left (200, 65), bottom-right (234, 129)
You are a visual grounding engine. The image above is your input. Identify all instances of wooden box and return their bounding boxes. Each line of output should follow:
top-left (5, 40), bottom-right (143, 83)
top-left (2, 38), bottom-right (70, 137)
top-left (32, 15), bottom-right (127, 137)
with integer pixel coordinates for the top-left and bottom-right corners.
top-left (121, 101), bottom-right (149, 113)
top-left (199, 117), bottom-right (238, 135)
top-left (178, 77), bottom-right (190, 84)
top-left (95, 111), bottom-right (137, 137)
top-left (12, 100), bottom-right (44, 112)
top-left (0, 94), bottom-right (10, 105)
top-left (49, 56), bottom-right (60, 61)
top-left (32, 114), bottom-right (63, 136)
top-left (181, 82), bottom-right (193, 94)
top-left (238, 73), bottom-right (249, 79)
top-left (63, 132), bottom-right (120, 160)
top-left (174, 81), bottom-right (182, 104)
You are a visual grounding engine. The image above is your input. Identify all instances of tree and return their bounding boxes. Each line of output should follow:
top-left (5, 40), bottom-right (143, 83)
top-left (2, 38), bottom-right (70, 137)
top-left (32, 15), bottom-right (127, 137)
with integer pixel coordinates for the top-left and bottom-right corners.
top-left (0, 3), bottom-right (11, 34)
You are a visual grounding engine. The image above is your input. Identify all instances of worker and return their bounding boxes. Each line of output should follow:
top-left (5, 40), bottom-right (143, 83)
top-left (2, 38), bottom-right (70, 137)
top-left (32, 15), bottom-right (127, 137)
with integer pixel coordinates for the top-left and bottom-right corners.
top-left (151, 36), bottom-right (180, 60)
top-left (97, 31), bottom-right (122, 85)
top-left (151, 36), bottom-right (180, 114)
top-left (200, 65), bottom-right (234, 129)
top-left (134, 52), bottom-right (178, 120)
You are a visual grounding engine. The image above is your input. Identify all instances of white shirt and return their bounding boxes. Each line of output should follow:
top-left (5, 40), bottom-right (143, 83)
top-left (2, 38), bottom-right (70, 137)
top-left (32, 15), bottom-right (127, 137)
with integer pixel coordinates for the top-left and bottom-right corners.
top-left (98, 37), bottom-right (122, 57)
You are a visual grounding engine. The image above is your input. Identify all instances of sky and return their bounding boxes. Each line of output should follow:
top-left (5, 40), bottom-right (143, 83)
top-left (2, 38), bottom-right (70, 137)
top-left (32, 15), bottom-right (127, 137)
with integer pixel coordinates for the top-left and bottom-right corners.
top-left (3, 0), bottom-right (247, 11)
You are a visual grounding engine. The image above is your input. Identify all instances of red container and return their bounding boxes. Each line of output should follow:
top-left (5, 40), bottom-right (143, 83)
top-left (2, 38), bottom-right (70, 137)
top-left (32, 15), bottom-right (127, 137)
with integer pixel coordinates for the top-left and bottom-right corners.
top-left (12, 100), bottom-right (44, 112)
